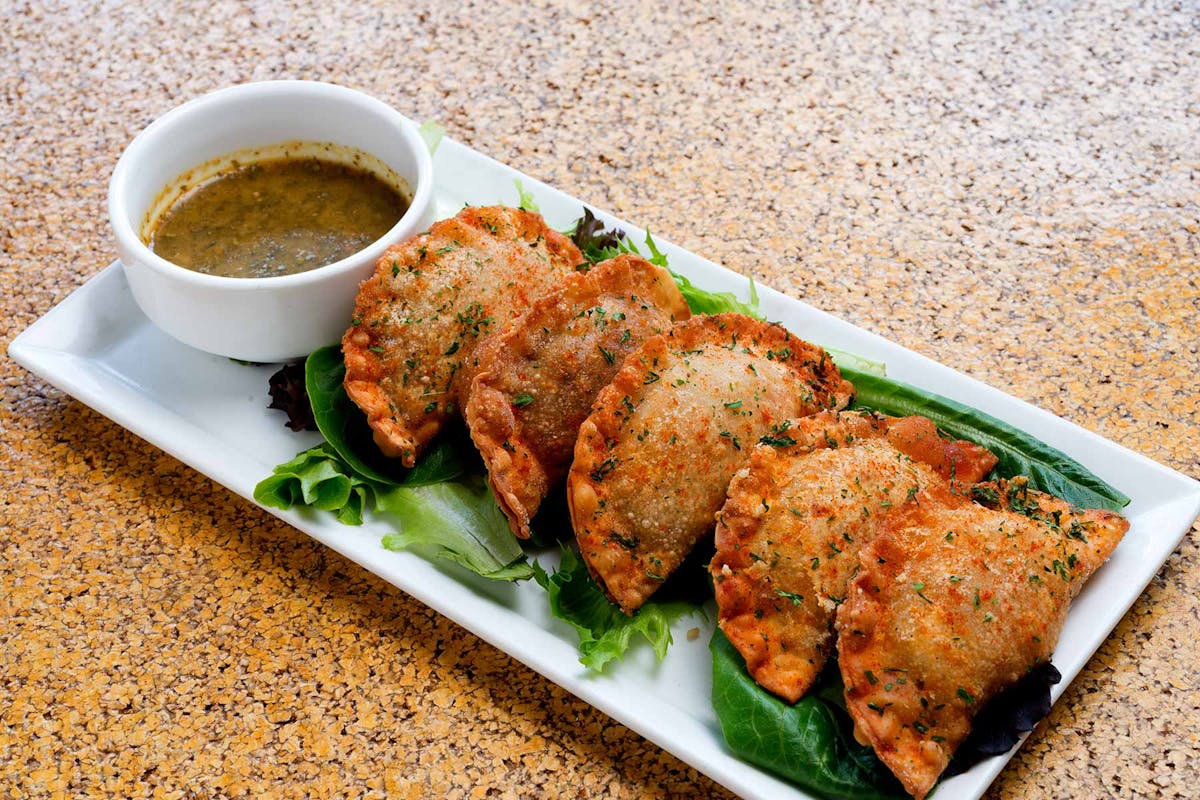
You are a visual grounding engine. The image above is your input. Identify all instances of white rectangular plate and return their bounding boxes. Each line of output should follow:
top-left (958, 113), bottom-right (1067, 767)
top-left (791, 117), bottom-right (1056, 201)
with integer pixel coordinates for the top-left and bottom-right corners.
top-left (10, 135), bottom-right (1200, 800)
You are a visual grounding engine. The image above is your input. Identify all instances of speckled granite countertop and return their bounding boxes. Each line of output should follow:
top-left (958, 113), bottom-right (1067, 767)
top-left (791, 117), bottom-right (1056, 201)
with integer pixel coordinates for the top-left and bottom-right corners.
top-left (4, 2), bottom-right (1198, 798)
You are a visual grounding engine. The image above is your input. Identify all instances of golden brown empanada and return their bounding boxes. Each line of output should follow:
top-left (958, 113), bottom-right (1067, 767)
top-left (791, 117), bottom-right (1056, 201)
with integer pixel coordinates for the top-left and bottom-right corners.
top-left (836, 479), bottom-right (1128, 799)
top-left (711, 410), bottom-right (998, 703)
top-left (569, 313), bottom-right (855, 614)
top-left (343, 206), bottom-right (582, 466)
top-left (465, 254), bottom-right (691, 538)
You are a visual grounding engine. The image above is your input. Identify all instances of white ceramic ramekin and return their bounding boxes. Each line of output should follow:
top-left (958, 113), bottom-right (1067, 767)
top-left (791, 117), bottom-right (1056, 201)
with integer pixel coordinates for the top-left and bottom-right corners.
top-left (108, 81), bottom-right (435, 362)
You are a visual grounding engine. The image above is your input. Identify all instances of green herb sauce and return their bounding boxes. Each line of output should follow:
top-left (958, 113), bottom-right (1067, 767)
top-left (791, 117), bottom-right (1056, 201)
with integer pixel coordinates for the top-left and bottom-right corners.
top-left (149, 156), bottom-right (407, 278)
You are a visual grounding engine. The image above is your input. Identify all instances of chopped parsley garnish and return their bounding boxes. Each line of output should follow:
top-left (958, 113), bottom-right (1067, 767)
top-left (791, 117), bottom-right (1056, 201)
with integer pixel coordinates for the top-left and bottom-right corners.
top-left (611, 533), bottom-right (640, 550)
top-left (971, 485), bottom-right (1000, 506)
top-left (590, 457), bottom-right (618, 482)
top-left (759, 434), bottom-right (797, 448)
top-left (775, 589), bottom-right (804, 606)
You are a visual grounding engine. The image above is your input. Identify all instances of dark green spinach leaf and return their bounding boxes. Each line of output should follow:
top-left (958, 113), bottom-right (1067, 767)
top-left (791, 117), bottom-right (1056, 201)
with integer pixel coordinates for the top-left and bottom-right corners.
top-left (711, 630), bottom-right (907, 800)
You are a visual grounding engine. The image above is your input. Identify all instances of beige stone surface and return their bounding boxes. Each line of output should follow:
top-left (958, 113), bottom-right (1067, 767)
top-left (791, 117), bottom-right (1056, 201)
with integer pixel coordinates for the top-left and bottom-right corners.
top-left (3, 1), bottom-right (1198, 798)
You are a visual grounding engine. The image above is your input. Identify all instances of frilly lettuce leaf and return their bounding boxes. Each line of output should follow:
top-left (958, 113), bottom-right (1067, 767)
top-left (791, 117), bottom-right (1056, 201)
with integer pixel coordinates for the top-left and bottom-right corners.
top-left (256, 342), bottom-right (531, 581)
top-left (671, 268), bottom-right (762, 318)
top-left (945, 662), bottom-right (1061, 776)
top-left (253, 442), bottom-right (375, 526)
top-left (514, 179), bottom-right (540, 213)
top-left (569, 207), bottom-right (628, 264)
top-left (533, 547), bottom-right (700, 671)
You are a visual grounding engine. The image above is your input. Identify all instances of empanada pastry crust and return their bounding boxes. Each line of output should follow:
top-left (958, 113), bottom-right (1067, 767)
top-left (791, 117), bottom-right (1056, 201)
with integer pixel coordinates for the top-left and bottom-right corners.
top-left (836, 479), bottom-right (1128, 800)
top-left (465, 255), bottom-right (691, 538)
top-left (342, 206), bottom-right (582, 466)
top-left (711, 410), bottom-right (998, 703)
top-left (569, 313), bottom-right (855, 614)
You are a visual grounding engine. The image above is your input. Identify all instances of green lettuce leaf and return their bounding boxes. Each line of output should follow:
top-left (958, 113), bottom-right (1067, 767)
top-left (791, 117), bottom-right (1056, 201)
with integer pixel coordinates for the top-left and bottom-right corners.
top-left (380, 475), bottom-right (533, 580)
top-left (671, 268), bottom-right (763, 318)
top-left (841, 366), bottom-right (1129, 511)
top-left (258, 337), bottom-right (532, 578)
top-left (253, 442), bottom-right (375, 525)
top-left (533, 548), bottom-right (700, 671)
top-left (418, 120), bottom-right (446, 155)
top-left (826, 348), bottom-right (887, 377)
top-left (254, 438), bottom-right (530, 581)
top-left (711, 629), bottom-right (907, 800)
top-left (514, 179), bottom-right (540, 213)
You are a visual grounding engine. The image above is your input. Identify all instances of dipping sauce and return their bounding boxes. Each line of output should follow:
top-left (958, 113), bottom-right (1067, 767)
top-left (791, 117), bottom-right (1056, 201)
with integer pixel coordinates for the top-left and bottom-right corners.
top-left (147, 155), bottom-right (409, 278)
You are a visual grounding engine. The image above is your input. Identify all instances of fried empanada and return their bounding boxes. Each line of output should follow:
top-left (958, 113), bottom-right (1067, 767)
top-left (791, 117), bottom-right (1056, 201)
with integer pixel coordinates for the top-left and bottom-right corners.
top-left (343, 206), bottom-right (583, 466)
top-left (836, 479), bottom-right (1128, 800)
top-left (967, 478), bottom-right (1124, 584)
top-left (465, 254), bottom-right (691, 538)
top-left (711, 410), bottom-right (998, 703)
top-left (569, 313), bottom-right (855, 614)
